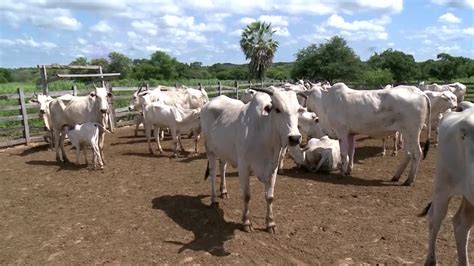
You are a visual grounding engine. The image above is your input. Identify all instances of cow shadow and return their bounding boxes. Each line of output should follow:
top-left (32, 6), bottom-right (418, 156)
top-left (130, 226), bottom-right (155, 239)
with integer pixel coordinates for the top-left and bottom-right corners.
top-left (25, 160), bottom-right (85, 171)
top-left (175, 153), bottom-right (207, 163)
top-left (151, 194), bottom-right (239, 256)
top-left (354, 146), bottom-right (385, 162)
top-left (18, 143), bottom-right (51, 156)
top-left (282, 167), bottom-right (396, 187)
top-left (122, 151), bottom-right (169, 158)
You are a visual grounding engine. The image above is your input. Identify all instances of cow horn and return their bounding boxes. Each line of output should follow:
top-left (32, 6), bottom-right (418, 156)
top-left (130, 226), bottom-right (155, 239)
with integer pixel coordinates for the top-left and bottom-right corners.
top-left (252, 87), bottom-right (274, 96)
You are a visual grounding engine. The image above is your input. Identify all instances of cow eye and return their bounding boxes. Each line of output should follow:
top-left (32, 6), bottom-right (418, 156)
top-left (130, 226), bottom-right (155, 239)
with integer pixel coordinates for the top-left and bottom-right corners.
top-left (275, 108), bottom-right (281, 113)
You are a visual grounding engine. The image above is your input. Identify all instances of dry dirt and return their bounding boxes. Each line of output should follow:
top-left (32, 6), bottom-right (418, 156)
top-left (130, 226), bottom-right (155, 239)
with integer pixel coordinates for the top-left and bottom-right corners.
top-left (0, 127), bottom-right (472, 264)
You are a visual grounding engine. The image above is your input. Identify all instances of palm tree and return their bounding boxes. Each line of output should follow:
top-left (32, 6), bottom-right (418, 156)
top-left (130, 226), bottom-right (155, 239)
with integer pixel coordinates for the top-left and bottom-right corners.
top-left (240, 21), bottom-right (279, 82)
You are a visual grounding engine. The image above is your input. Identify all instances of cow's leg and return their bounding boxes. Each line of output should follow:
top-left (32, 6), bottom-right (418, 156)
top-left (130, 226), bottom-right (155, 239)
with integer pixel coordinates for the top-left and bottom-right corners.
top-left (193, 131), bottom-right (200, 154)
top-left (134, 115), bottom-right (141, 137)
top-left (218, 159), bottom-right (228, 198)
top-left (83, 148), bottom-right (88, 166)
top-left (392, 132), bottom-right (399, 156)
top-left (49, 130), bottom-right (55, 150)
top-left (208, 154), bottom-right (219, 207)
top-left (59, 132), bottom-right (70, 163)
top-left (391, 150), bottom-right (410, 182)
top-left (177, 132), bottom-right (186, 153)
top-left (93, 144), bottom-right (103, 170)
top-left (146, 123), bottom-right (154, 154)
top-left (171, 129), bottom-right (179, 158)
top-left (347, 134), bottom-right (355, 174)
top-left (278, 146), bottom-right (288, 173)
top-left (264, 171), bottom-right (277, 234)
top-left (425, 191), bottom-right (450, 266)
top-left (160, 128), bottom-right (165, 141)
top-left (55, 130), bottom-right (62, 162)
top-left (402, 134), bottom-right (422, 186)
top-left (453, 197), bottom-right (473, 266)
top-left (381, 138), bottom-right (387, 156)
top-left (98, 130), bottom-right (106, 165)
top-left (154, 125), bottom-right (163, 154)
top-left (75, 146), bottom-right (81, 166)
top-left (238, 165), bottom-right (252, 232)
top-left (339, 136), bottom-right (350, 175)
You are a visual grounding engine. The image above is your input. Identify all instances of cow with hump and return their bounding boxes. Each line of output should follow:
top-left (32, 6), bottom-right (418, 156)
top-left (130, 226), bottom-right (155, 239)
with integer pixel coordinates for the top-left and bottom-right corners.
top-left (201, 86), bottom-right (304, 233)
top-left (420, 105), bottom-right (474, 266)
top-left (306, 82), bottom-right (432, 186)
top-left (48, 85), bottom-right (111, 163)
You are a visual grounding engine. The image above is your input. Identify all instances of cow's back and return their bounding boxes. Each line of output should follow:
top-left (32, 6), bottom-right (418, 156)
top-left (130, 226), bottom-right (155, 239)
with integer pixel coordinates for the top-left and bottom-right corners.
top-left (201, 96), bottom-right (244, 166)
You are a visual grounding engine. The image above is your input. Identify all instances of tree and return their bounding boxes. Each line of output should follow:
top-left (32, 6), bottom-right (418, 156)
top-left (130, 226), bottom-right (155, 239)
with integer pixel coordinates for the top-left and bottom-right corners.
top-left (108, 52), bottom-right (132, 78)
top-left (367, 49), bottom-right (418, 83)
top-left (90, 58), bottom-right (110, 71)
top-left (291, 36), bottom-right (361, 83)
top-left (70, 57), bottom-right (89, 66)
top-left (0, 68), bottom-right (13, 83)
top-left (240, 21), bottom-right (279, 81)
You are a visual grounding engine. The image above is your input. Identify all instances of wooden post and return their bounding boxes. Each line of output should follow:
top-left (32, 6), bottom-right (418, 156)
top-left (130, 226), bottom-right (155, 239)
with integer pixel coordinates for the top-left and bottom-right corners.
top-left (249, 80), bottom-right (252, 88)
top-left (39, 65), bottom-right (49, 95)
top-left (146, 83), bottom-right (149, 90)
top-left (72, 85), bottom-right (77, 96)
top-left (234, 81), bottom-right (239, 99)
top-left (18, 88), bottom-right (30, 145)
top-left (99, 66), bottom-right (105, 87)
top-left (198, 82), bottom-right (202, 89)
top-left (218, 81), bottom-right (222, 96)
top-left (175, 83), bottom-right (178, 88)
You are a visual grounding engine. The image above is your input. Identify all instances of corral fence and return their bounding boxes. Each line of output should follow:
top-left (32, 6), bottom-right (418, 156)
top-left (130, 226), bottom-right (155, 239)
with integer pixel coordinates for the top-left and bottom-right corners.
top-left (0, 80), bottom-right (282, 148)
top-left (1, 81), bottom-right (473, 149)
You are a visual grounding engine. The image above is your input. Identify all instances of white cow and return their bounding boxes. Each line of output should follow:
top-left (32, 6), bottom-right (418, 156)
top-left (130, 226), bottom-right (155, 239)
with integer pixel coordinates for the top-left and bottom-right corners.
top-left (49, 86), bottom-right (111, 163)
top-left (128, 86), bottom-right (208, 136)
top-left (419, 106), bottom-right (474, 266)
top-left (306, 83), bottom-right (431, 186)
top-left (424, 90), bottom-right (458, 143)
top-left (419, 81), bottom-right (467, 103)
top-left (457, 101), bottom-right (474, 112)
top-left (288, 136), bottom-right (341, 172)
top-left (141, 94), bottom-right (201, 157)
top-left (201, 87), bottom-right (303, 233)
top-left (62, 122), bottom-right (110, 169)
top-left (30, 93), bottom-right (74, 149)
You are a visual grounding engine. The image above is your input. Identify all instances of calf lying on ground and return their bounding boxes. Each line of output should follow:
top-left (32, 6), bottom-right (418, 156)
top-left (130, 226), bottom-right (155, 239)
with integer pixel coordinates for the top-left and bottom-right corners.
top-left (419, 105), bottom-right (474, 265)
top-left (288, 136), bottom-right (341, 173)
top-left (62, 122), bottom-right (110, 169)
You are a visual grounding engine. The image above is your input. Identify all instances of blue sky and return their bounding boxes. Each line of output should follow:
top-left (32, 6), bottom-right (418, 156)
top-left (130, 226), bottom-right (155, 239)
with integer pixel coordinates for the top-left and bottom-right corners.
top-left (0, 0), bottom-right (473, 68)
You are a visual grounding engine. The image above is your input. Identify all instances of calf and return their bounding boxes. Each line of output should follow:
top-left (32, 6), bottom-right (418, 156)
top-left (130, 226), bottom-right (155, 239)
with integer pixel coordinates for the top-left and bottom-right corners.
top-left (62, 122), bottom-right (110, 169)
top-left (420, 106), bottom-right (474, 265)
top-left (288, 136), bottom-right (341, 172)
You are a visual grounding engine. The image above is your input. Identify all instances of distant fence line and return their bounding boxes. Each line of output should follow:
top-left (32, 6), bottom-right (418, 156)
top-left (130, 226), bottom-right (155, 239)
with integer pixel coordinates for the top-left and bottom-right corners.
top-left (1, 81), bottom-right (473, 149)
top-left (0, 80), bottom-right (282, 148)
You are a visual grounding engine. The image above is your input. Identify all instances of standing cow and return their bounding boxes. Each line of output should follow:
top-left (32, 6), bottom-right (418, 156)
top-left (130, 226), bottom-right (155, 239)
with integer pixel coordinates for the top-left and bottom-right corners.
top-left (420, 106), bottom-right (474, 266)
top-left (306, 83), bottom-right (431, 186)
top-left (49, 85), bottom-right (111, 163)
top-left (201, 87), bottom-right (303, 233)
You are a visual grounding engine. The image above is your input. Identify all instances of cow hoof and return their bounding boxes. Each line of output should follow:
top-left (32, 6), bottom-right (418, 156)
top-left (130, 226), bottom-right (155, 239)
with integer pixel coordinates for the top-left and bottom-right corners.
top-left (172, 153), bottom-right (179, 158)
top-left (220, 192), bottom-right (228, 199)
top-left (401, 180), bottom-right (413, 186)
top-left (242, 223), bottom-right (253, 233)
top-left (149, 149), bottom-right (155, 155)
top-left (210, 202), bottom-right (219, 209)
top-left (266, 225), bottom-right (276, 234)
top-left (391, 151), bottom-right (398, 157)
top-left (390, 176), bottom-right (400, 182)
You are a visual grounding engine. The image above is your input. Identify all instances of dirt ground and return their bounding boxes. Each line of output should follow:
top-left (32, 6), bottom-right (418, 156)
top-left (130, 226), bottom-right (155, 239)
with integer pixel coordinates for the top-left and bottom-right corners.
top-left (0, 127), bottom-right (472, 265)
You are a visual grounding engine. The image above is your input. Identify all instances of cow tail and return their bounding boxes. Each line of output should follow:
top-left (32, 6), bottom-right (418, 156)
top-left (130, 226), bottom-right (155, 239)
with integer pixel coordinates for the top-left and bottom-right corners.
top-left (204, 161), bottom-right (209, 180)
top-left (418, 202), bottom-right (432, 217)
top-left (422, 93), bottom-right (431, 159)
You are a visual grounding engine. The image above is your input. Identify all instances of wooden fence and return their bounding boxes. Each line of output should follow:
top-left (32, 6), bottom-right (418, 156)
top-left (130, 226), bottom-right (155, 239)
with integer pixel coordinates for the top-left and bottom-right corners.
top-left (0, 80), bottom-right (282, 148)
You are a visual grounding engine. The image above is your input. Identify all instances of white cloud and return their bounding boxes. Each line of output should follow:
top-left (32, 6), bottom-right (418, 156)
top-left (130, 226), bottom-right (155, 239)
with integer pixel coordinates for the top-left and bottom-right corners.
top-left (431, 0), bottom-right (474, 9)
top-left (32, 15), bottom-right (82, 31)
top-left (127, 31), bottom-right (139, 39)
top-left (463, 27), bottom-right (474, 35)
top-left (131, 20), bottom-right (158, 36)
top-left (230, 29), bottom-right (243, 36)
top-left (274, 27), bottom-right (290, 37)
top-left (258, 15), bottom-right (289, 27)
top-left (0, 37), bottom-right (57, 49)
top-left (239, 17), bottom-right (257, 25)
top-left (77, 38), bottom-right (87, 45)
top-left (91, 20), bottom-right (113, 33)
top-left (326, 14), bottom-right (390, 40)
top-left (438, 12), bottom-right (461, 24)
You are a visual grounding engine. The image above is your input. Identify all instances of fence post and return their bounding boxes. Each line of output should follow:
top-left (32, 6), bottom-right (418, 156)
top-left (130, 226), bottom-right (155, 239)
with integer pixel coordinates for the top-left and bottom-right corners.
top-left (234, 81), bottom-right (239, 99)
top-left (249, 80), bottom-right (252, 88)
top-left (39, 65), bottom-right (49, 95)
top-left (72, 85), bottom-right (77, 96)
top-left (218, 81), bottom-right (222, 96)
top-left (99, 66), bottom-right (105, 87)
top-left (198, 82), bottom-right (202, 90)
top-left (18, 88), bottom-right (30, 145)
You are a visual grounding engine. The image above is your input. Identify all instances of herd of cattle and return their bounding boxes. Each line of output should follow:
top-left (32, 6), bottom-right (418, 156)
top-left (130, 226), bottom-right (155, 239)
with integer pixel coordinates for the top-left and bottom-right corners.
top-left (29, 80), bottom-right (473, 265)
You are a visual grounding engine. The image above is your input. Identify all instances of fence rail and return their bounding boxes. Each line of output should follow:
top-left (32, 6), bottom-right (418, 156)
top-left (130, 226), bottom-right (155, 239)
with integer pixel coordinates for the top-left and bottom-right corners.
top-left (1, 81), bottom-right (473, 149)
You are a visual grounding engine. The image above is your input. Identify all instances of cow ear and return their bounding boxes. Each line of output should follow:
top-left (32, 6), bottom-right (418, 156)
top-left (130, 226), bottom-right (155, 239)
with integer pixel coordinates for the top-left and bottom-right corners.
top-left (298, 106), bottom-right (306, 113)
top-left (262, 104), bottom-right (272, 116)
top-left (89, 92), bottom-right (96, 97)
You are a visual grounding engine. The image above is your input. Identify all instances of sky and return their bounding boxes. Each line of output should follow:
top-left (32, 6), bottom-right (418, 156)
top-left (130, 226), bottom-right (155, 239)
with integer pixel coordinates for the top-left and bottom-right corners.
top-left (0, 0), bottom-right (473, 68)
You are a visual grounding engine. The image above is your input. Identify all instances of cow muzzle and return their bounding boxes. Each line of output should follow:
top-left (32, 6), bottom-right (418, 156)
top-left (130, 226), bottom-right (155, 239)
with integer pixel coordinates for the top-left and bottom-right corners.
top-left (128, 106), bottom-right (134, 111)
top-left (39, 110), bottom-right (46, 114)
top-left (100, 109), bottom-right (107, 114)
top-left (288, 135), bottom-right (301, 146)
